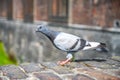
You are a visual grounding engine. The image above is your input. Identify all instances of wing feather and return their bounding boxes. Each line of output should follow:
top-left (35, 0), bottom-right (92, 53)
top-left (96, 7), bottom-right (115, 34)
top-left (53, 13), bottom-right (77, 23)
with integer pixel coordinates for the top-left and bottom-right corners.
top-left (54, 32), bottom-right (80, 51)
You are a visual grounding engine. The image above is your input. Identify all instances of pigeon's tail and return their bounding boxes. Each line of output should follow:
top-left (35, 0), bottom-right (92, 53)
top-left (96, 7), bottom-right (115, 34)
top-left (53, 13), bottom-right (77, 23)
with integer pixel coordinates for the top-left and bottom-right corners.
top-left (95, 43), bottom-right (109, 52)
top-left (83, 42), bottom-right (100, 50)
top-left (83, 42), bottom-right (109, 52)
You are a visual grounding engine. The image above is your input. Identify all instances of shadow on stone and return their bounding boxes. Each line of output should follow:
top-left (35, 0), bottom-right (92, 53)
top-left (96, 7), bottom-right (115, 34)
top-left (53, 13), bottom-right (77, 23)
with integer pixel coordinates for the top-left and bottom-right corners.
top-left (74, 58), bottom-right (107, 62)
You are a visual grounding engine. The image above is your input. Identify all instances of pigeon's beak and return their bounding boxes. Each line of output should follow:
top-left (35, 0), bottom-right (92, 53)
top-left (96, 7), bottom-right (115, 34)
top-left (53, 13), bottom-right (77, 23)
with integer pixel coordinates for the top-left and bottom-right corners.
top-left (35, 28), bottom-right (39, 32)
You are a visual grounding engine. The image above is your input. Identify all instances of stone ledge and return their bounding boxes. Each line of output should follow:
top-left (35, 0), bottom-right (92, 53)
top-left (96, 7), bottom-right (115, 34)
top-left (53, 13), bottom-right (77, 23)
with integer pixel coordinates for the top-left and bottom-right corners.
top-left (0, 59), bottom-right (120, 80)
top-left (1, 19), bottom-right (120, 34)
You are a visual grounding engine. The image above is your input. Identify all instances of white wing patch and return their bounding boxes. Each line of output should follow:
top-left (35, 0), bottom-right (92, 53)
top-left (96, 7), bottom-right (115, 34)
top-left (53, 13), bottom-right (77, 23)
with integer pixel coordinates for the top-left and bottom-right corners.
top-left (83, 42), bottom-right (100, 50)
top-left (54, 32), bottom-right (80, 51)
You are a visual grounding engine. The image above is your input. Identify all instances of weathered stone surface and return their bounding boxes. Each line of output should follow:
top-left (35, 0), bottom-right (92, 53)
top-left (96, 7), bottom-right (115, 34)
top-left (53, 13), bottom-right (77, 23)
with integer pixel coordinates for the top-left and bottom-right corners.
top-left (0, 71), bottom-right (3, 76)
top-left (0, 60), bottom-right (120, 80)
top-left (0, 76), bottom-right (9, 80)
top-left (102, 69), bottom-right (120, 78)
top-left (77, 68), bottom-right (120, 80)
top-left (33, 72), bottom-right (62, 80)
top-left (41, 62), bottom-right (58, 69)
top-left (41, 62), bottom-right (73, 74)
top-left (52, 66), bottom-right (73, 74)
top-left (72, 74), bottom-right (95, 80)
top-left (25, 75), bottom-right (39, 80)
top-left (83, 61), bottom-right (116, 69)
top-left (0, 65), bottom-right (27, 79)
top-left (61, 74), bottom-right (74, 80)
top-left (65, 62), bottom-right (90, 69)
top-left (113, 70), bottom-right (120, 77)
top-left (20, 63), bottom-right (44, 73)
top-left (111, 56), bottom-right (120, 62)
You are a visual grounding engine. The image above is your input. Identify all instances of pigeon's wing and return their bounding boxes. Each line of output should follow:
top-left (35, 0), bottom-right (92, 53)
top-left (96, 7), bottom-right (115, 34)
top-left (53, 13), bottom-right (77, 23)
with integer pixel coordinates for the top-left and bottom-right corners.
top-left (53, 32), bottom-right (81, 51)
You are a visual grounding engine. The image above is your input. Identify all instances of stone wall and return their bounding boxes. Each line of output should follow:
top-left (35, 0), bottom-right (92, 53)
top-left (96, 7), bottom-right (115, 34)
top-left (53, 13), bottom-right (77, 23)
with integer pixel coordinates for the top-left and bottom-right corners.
top-left (0, 19), bottom-right (120, 63)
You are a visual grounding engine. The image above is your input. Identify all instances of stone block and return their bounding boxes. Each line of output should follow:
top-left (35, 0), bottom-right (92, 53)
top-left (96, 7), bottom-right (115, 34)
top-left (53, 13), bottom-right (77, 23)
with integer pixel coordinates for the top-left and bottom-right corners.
top-left (33, 72), bottom-right (62, 80)
top-left (0, 65), bottom-right (27, 79)
top-left (20, 63), bottom-right (44, 73)
top-left (0, 76), bottom-right (10, 80)
top-left (76, 68), bottom-right (120, 80)
top-left (72, 74), bottom-right (95, 80)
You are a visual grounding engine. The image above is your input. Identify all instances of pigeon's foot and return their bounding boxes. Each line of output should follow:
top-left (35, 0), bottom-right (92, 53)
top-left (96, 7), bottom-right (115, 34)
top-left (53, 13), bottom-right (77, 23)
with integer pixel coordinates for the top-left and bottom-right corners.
top-left (57, 59), bottom-right (71, 66)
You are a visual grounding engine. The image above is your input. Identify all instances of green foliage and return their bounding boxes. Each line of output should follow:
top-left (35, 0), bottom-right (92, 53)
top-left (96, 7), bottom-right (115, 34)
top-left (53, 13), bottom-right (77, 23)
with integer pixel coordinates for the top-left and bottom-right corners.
top-left (0, 41), bottom-right (17, 65)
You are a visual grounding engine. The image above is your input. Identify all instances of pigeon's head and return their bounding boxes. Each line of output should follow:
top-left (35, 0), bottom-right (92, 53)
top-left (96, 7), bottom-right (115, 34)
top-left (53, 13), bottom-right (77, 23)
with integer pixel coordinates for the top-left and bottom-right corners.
top-left (36, 24), bottom-right (48, 33)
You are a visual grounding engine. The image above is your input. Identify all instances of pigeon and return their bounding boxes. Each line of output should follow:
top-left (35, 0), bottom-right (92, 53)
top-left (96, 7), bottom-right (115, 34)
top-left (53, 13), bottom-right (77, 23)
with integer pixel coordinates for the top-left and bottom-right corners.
top-left (36, 24), bottom-right (108, 65)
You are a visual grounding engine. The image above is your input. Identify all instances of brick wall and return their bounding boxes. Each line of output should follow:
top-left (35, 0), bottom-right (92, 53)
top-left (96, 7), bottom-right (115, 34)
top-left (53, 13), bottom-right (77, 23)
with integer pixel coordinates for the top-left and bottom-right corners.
top-left (0, 0), bottom-right (7, 18)
top-left (72, 0), bottom-right (92, 25)
top-left (34, 0), bottom-right (48, 21)
top-left (13, 0), bottom-right (23, 20)
top-left (0, 0), bottom-right (120, 27)
top-left (72, 0), bottom-right (120, 27)
top-left (106, 0), bottom-right (120, 27)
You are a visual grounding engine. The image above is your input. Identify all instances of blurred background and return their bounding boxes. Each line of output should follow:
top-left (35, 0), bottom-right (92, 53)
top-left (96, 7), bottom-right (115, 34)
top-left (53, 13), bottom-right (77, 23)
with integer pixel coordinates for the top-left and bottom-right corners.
top-left (0, 0), bottom-right (120, 65)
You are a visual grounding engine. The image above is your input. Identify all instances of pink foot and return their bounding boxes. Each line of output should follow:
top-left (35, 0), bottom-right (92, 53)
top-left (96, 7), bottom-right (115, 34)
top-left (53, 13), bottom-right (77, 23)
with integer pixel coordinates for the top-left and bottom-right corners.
top-left (57, 59), bottom-right (71, 66)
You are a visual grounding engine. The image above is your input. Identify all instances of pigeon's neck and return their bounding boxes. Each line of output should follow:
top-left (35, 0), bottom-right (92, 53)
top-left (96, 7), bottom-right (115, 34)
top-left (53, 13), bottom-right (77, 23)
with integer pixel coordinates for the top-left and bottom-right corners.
top-left (42, 29), bottom-right (59, 42)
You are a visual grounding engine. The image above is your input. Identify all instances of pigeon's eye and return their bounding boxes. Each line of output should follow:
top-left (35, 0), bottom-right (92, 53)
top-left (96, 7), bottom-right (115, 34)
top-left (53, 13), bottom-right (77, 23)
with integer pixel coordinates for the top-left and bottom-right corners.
top-left (39, 26), bottom-right (42, 29)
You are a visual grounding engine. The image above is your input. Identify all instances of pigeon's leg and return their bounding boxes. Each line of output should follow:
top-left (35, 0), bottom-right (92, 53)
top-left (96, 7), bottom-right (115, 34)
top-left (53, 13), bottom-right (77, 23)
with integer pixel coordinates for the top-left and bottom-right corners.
top-left (57, 53), bottom-right (73, 65)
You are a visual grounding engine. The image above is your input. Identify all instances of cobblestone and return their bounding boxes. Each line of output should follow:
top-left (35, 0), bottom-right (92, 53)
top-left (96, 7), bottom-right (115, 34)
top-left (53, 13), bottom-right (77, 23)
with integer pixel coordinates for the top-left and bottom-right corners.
top-left (72, 74), bottom-right (95, 80)
top-left (0, 76), bottom-right (9, 80)
top-left (33, 72), bottom-right (62, 80)
top-left (0, 59), bottom-right (120, 80)
top-left (0, 65), bottom-right (27, 79)
top-left (52, 66), bottom-right (73, 74)
top-left (76, 68), bottom-right (120, 80)
top-left (20, 63), bottom-right (44, 73)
